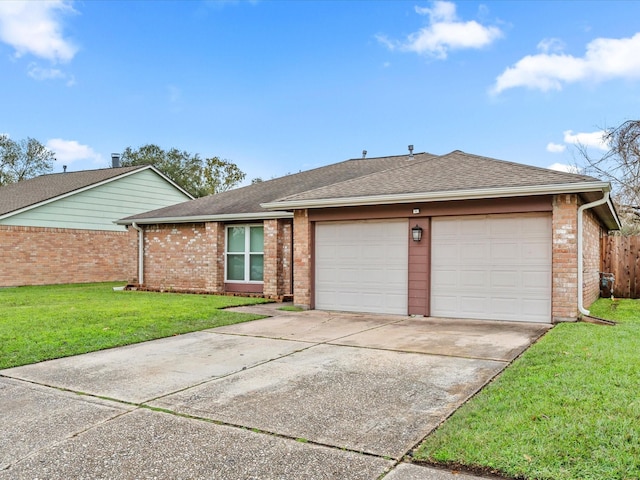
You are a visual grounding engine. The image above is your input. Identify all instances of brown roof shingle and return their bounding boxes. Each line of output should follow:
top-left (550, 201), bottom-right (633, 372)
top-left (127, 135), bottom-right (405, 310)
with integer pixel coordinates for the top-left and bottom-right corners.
top-left (273, 150), bottom-right (602, 203)
top-left (121, 153), bottom-right (433, 222)
top-left (119, 150), bottom-right (607, 224)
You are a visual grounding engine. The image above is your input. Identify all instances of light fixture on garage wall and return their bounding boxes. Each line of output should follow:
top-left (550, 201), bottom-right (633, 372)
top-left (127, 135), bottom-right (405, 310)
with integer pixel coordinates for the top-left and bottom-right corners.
top-left (411, 224), bottom-right (423, 242)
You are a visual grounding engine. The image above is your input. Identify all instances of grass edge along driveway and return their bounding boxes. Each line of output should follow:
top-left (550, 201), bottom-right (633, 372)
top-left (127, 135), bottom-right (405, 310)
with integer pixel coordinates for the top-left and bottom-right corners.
top-left (414, 298), bottom-right (640, 480)
top-left (0, 282), bottom-right (268, 370)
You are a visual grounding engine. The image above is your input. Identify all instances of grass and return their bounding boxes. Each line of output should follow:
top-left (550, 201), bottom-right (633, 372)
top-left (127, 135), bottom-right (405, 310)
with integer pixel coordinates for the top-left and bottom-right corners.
top-left (0, 282), bottom-right (268, 369)
top-left (414, 298), bottom-right (640, 480)
top-left (278, 305), bottom-right (304, 312)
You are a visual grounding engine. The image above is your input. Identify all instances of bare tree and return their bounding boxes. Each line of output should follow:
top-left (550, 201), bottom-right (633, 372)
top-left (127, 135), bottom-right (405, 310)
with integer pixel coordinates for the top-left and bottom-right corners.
top-left (577, 120), bottom-right (640, 234)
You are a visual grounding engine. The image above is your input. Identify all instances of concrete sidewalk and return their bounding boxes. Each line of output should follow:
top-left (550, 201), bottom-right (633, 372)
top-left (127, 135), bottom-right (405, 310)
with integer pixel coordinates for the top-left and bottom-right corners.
top-left (1, 308), bottom-right (549, 479)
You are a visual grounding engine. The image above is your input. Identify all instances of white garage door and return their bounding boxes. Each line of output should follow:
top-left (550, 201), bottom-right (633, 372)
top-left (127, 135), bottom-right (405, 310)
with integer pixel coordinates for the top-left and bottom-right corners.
top-left (431, 213), bottom-right (551, 323)
top-left (315, 220), bottom-right (408, 314)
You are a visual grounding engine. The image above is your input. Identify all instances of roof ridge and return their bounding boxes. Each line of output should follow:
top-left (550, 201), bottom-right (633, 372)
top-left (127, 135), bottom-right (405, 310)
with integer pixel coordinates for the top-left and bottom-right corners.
top-left (442, 150), bottom-right (598, 181)
top-left (271, 152), bottom-right (437, 203)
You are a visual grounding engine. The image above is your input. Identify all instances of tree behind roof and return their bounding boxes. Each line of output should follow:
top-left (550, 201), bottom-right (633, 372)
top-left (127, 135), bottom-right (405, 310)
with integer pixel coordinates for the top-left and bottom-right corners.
top-left (120, 144), bottom-right (245, 197)
top-left (0, 135), bottom-right (54, 186)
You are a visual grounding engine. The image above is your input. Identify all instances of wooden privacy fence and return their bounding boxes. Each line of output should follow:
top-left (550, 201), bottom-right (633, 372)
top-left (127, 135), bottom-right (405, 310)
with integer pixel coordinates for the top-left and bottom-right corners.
top-left (602, 235), bottom-right (640, 298)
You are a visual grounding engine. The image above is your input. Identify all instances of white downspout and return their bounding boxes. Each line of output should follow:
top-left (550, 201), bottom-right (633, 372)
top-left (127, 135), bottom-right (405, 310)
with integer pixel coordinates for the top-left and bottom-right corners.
top-left (131, 222), bottom-right (144, 285)
top-left (577, 189), bottom-right (610, 317)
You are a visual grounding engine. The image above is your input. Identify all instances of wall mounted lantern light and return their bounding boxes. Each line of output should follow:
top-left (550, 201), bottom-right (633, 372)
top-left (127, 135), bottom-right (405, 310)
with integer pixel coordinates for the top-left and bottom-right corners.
top-left (411, 224), bottom-right (423, 242)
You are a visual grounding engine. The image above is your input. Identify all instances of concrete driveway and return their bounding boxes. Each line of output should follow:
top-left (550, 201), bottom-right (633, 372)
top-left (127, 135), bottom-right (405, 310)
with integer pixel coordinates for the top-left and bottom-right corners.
top-left (0, 306), bottom-right (550, 479)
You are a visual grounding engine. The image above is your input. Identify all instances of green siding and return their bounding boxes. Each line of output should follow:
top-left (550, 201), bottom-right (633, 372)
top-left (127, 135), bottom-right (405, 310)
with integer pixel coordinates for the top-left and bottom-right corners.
top-left (1, 169), bottom-right (191, 231)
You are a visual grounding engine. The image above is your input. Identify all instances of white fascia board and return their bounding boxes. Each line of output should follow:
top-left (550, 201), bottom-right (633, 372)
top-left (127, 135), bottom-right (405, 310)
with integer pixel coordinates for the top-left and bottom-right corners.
top-left (115, 211), bottom-right (293, 225)
top-left (260, 182), bottom-right (611, 210)
top-left (0, 166), bottom-right (161, 221)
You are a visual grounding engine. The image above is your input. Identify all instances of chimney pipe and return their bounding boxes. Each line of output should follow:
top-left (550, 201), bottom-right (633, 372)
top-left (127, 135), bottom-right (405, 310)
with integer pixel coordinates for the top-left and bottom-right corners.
top-left (408, 145), bottom-right (414, 158)
top-left (362, 150), bottom-right (367, 159)
top-left (63, 165), bottom-right (67, 173)
top-left (111, 153), bottom-right (121, 168)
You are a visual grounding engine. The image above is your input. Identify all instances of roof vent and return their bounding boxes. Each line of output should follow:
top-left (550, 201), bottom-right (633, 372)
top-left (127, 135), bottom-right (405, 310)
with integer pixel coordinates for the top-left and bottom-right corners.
top-left (63, 165), bottom-right (67, 173)
top-left (408, 145), bottom-right (414, 158)
top-left (111, 153), bottom-right (121, 168)
top-left (362, 150), bottom-right (367, 159)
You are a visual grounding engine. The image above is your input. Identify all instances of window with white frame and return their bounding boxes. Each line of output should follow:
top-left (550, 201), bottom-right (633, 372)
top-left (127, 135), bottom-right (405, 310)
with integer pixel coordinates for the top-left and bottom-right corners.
top-left (225, 225), bottom-right (264, 282)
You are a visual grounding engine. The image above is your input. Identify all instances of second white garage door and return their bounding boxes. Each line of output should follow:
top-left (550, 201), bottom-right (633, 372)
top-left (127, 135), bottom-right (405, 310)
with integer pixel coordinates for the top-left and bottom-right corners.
top-left (431, 213), bottom-right (552, 323)
top-left (315, 220), bottom-right (408, 314)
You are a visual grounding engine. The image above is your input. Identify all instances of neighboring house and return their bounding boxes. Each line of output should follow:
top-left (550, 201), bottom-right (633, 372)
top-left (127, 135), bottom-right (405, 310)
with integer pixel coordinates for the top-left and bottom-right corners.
top-left (0, 165), bottom-right (193, 287)
top-left (118, 150), bottom-right (620, 323)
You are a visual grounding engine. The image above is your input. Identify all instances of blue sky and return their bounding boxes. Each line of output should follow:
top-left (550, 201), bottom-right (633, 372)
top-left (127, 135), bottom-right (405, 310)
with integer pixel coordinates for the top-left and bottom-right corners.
top-left (1, 1), bottom-right (639, 184)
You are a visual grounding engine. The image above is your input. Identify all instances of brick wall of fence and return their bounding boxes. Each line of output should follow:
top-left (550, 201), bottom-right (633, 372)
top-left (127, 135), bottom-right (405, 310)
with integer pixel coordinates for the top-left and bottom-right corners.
top-left (0, 225), bottom-right (137, 287)
top-left (602, 235), bottom-right (640, 299)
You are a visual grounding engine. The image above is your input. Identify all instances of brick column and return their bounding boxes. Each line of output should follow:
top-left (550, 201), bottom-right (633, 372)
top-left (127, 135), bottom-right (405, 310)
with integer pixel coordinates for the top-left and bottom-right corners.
top-left (552, 194), bottom-right (578, 322)
top-left (263, 219), bottom-right (279, 297)
top-left (205, 221), bottom-right (225, 293)
top-left (293, 209), bottom-right (312, 309)
top-left (278, 219), bottom-right (293, 297)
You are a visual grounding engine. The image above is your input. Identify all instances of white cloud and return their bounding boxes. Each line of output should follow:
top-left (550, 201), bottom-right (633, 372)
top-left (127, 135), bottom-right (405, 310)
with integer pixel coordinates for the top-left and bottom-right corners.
top-left (492, 32), bottom-right (640, 94)
top-left (563, 129), bottom-right (609, 151)
top-left (27, 63), bottom-right (75, 85)
top-left (46, 138), bottom-right (102, 165)
top-left (537, 38), bottom-right (565, 54)
top-left (546, 142), bottom-right (566, 153)
top-left (377, 1), bottom-right (502, 59)
top-left (0, 0), bottom-right (78, 63)
top-left (548, 163), bottom-right (580, 174)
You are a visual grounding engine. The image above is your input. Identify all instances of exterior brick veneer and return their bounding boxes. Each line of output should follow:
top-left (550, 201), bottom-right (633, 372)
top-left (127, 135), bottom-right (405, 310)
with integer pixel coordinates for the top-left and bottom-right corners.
top-left (0, 225), bottom-right (136, 287)
top-left (583, 209), bottom-right (603, 308)
top-left (552, 194), bottom-right (579, 321)
top-left (263, 219), bottom-right (293, 298)
top-left (137, 220), bottom-right (292, 299)
top-left (131, 196), bottom-right (609, 321)
top-left (551, 194), bottom-right (606, 321)
top-left (293, 209), bottom-right (311, 308)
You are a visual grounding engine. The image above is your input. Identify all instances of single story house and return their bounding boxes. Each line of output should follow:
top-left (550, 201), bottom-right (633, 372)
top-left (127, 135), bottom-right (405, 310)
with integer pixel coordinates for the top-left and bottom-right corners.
top-left (0, 164), bottom-right (193, 287)
top-left (118, 149), bottom-right (620, 323)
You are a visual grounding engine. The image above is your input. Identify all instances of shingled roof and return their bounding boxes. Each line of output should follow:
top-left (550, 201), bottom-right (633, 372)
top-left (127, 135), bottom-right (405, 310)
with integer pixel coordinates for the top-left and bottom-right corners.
top-left (265, 150), bottom-right (604, 206)
top-left (1, 166), bottom-right (151, 217)
top-left (119, 153), bottom-right (433, 223)
top-left (118, 150), bottom-right (616, 228)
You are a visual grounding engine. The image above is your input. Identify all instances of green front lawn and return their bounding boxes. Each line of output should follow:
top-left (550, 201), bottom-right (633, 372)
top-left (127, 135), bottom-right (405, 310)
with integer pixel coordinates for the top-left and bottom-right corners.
top-left (0, 282), bottom-right (268, 369)
top-left (414, 298), bottom-right (640, 480)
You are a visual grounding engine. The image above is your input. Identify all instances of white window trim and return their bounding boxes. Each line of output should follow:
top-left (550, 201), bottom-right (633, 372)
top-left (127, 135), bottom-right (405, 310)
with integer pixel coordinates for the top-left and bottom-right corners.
top-left (225, 224), bottom-right (264, 284)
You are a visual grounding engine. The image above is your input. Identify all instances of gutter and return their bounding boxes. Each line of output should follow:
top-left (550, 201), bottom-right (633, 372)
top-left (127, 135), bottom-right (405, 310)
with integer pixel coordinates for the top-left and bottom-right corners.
top-left (577, 188), bottom-right (611, 317)
top-left (131, 222), bottom-right (144, 285)
top-left (116, 211), bottom-right (293, 226)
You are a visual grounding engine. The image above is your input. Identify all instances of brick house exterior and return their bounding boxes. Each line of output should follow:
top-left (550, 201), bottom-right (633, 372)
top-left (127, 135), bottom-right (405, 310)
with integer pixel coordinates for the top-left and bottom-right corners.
top-left (0, 165), bottom-right (192, 287)
top-left (120, 150), bottom-right (620, 323)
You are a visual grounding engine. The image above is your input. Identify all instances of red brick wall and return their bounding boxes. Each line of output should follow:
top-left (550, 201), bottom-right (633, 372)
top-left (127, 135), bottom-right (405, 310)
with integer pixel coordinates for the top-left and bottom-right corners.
top-left (583, 209), bottom-right (603, 308)
top-left (0, 225), bottom-right (136, 287)
top-left (139, 221), bottom-right (291, 298)
top-left (552, 194), bottom-right (579, 321)
top-left (263, 219), bottom-right (293, 298)
top-left (293, 210), bottom-right (312, 309)
top-left (142, 222), bottom-right (221, 293)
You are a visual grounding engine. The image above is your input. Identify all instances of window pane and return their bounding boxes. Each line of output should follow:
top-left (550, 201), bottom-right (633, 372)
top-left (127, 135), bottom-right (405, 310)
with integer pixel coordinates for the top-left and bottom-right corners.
top-left (250, 254), bottom-right (264, 281)
top-left (250, 226), bottom-right (264, 253)
top-left (227, 254), bottom-right (245, 280)
top-left (227, 227), bottom-right (245, 253)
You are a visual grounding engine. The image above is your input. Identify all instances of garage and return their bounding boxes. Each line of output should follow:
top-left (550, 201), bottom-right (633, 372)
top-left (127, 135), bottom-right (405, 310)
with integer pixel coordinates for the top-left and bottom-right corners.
top-left (431, 213), bottom-right (552, 323)
top-left (315, 220), bottom-right (408, 314)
